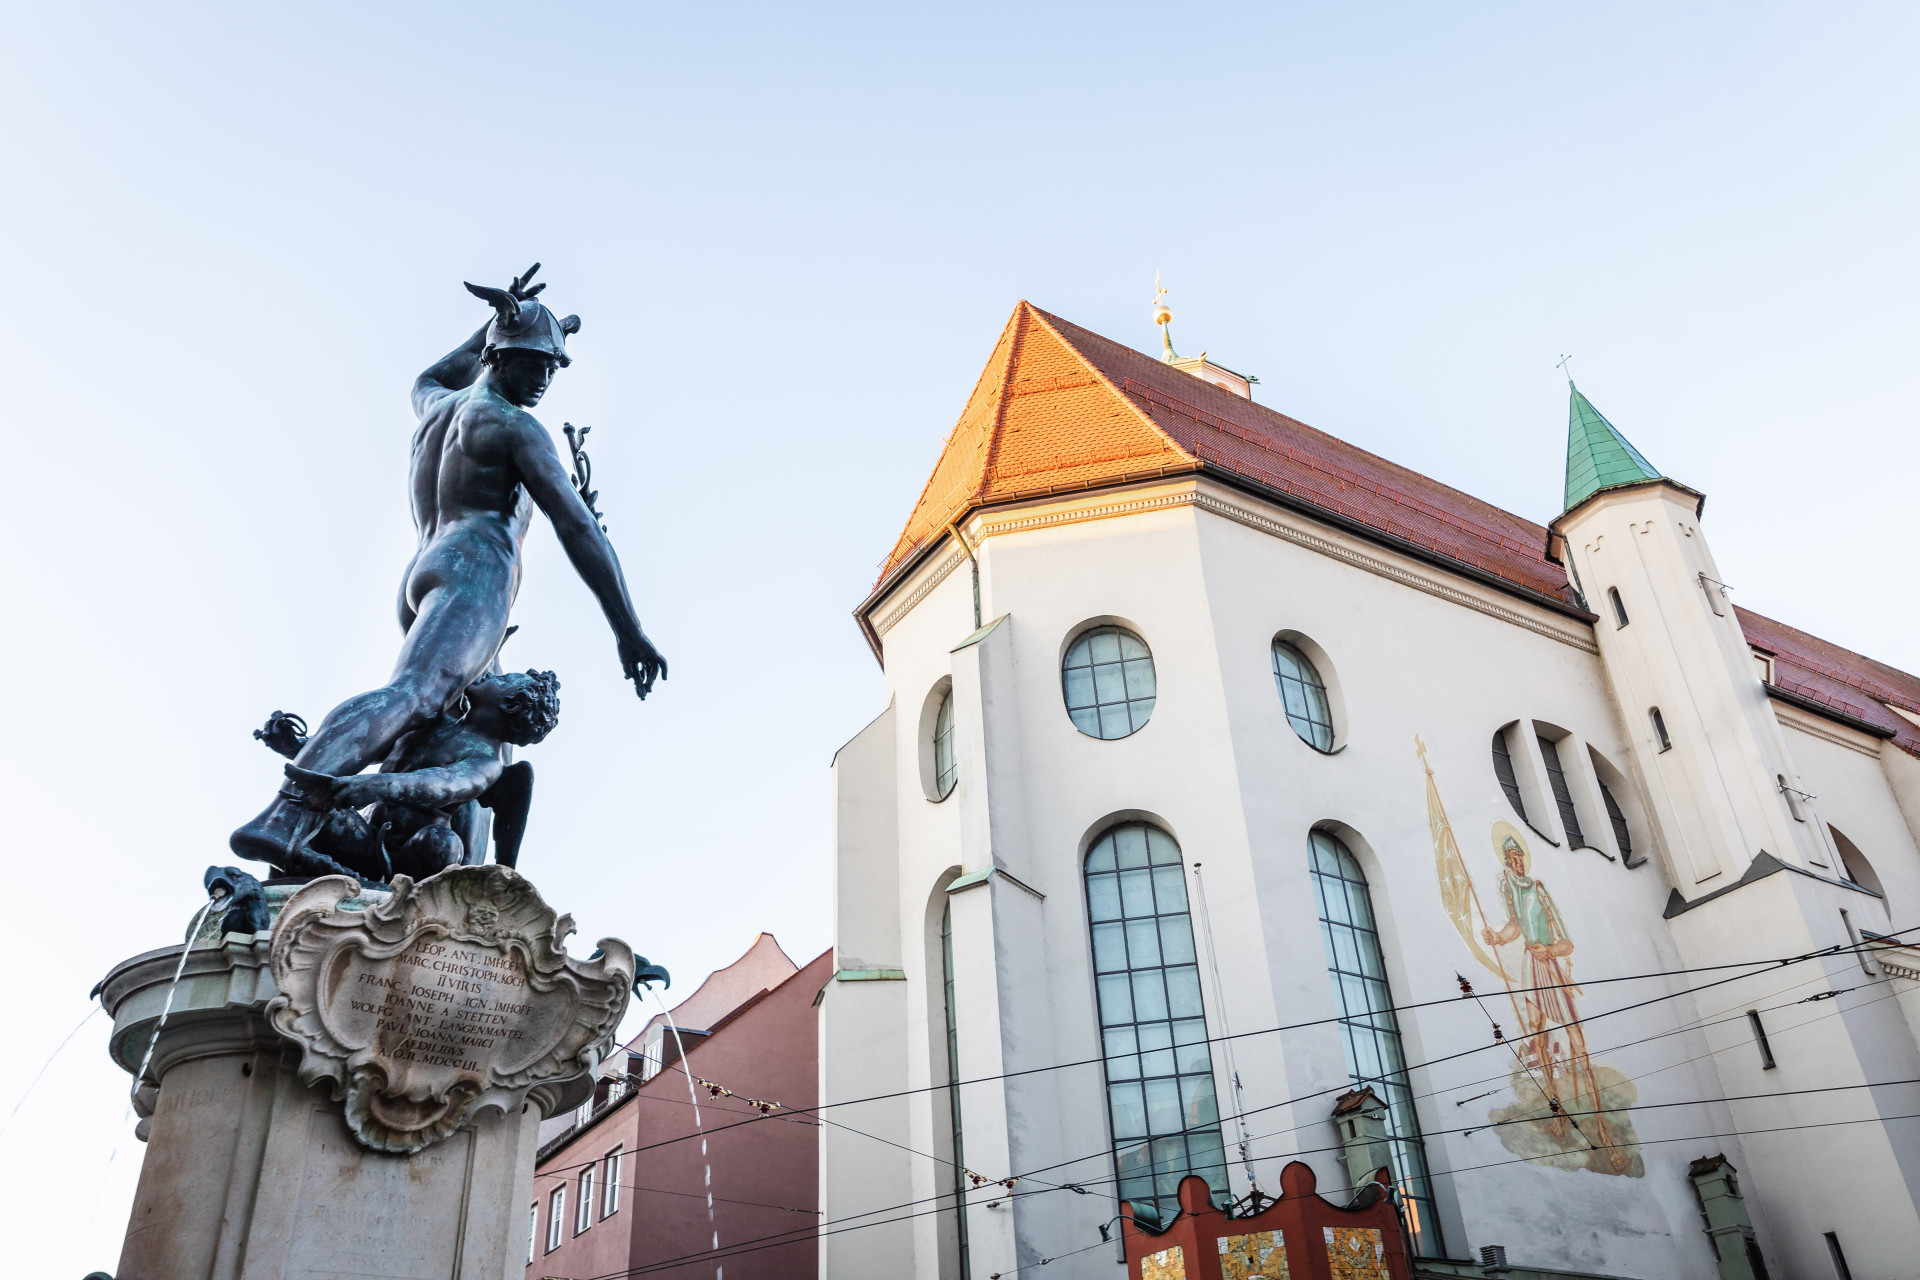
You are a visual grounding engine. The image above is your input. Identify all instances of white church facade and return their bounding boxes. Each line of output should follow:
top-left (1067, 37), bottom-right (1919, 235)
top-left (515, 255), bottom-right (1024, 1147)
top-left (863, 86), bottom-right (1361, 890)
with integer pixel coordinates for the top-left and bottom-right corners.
top-left (817, 300), bottom-right (1920, 1280)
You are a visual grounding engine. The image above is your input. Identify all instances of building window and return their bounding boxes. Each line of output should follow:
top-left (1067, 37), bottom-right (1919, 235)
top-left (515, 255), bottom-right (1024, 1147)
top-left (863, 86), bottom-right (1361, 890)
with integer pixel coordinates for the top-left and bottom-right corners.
top-left (1827, 1232), bottom-right (1855, 1280)
top-left (1649, 707), bottom-right (1672, 752)
top-left (1747, 1010), bottom-right (1776, 1069)
top-left (1491, 728), bottom-right (1527, 821)
top-left (1063, 626), bottom-right (1157, 739)
top-left (577, 1165), bottom-right (594, 1234)
top-left (1608, 587), bottom-right (1629, 628)
top-left (1598, 779), bottom-right (1633, 861)
top-left (527, 1204), bottom-right (537, 1265)
top-left (1270, 639), bottom-right (1335, 752)
top-left (942, 901), bottom-right (972, 1280)
top-left (1084, 822), bottom-right (1225, 1224)
top-left (604, 1148), bottom-right (622, 1217)
top-left (1536, 734), bottom-right (1587, 849)
top-left (1831, 827), bottom-right (1885, 899)
top-left (1308, 830), bottom-right (1443, 1257)
top-left (933, 689), bottom-right (958, 800)
top-left (546, 1187), bottom-right (564, 1252)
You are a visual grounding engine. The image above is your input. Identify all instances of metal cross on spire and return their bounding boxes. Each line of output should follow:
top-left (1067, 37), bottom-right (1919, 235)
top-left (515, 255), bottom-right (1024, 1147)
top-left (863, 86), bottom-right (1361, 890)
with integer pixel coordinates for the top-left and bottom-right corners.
top-left (1556, 352), bottom-right (1575, 387)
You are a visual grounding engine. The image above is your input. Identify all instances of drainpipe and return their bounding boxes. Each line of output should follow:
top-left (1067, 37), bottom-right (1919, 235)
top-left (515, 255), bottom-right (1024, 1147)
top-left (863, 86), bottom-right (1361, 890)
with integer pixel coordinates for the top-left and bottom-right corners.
top-left (949, 520), bottom-right (981, 630)
top-left (1191, 862), bottom-right (1262, 1196)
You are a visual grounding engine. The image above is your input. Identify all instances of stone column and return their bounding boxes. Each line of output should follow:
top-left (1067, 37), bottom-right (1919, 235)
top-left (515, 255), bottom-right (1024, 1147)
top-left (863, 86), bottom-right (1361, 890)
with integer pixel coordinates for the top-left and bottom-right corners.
top-left (98, 868), bottom-right (629, 1280)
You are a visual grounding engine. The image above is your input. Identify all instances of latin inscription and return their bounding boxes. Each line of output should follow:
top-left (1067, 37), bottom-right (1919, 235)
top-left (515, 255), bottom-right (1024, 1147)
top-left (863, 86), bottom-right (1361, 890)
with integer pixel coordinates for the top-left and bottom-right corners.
top-left (344, 939), bottom-right (530, 1072)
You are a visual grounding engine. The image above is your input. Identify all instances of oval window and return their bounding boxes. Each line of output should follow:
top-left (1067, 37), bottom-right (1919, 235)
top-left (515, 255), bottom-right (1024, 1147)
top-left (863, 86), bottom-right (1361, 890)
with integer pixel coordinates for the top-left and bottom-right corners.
top-left (1271, 639), bottom-right (1335, 751)
top-left (1063, 626), bottom-right (1157, 740)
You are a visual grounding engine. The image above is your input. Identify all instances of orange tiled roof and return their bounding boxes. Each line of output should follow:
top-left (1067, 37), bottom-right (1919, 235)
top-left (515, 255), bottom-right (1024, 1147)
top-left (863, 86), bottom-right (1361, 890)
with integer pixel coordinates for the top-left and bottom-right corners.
top-left (879, 302), bottom-right (1580, 607)
top-left (877, 303), bottom-right (1920, 752)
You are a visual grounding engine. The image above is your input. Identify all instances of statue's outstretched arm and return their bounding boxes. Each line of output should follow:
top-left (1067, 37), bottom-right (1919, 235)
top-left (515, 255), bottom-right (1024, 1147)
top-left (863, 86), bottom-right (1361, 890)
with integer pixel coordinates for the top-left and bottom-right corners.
top-left (411, 323), bottom-right (491, 419)
top-left (509, 418), bottom-right (668, 698)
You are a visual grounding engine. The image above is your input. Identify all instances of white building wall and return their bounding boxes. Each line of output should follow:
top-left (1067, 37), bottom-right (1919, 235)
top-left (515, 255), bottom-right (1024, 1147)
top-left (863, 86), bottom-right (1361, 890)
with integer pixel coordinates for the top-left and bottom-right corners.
top-left (823, 475), bottom-right (1920, 1280)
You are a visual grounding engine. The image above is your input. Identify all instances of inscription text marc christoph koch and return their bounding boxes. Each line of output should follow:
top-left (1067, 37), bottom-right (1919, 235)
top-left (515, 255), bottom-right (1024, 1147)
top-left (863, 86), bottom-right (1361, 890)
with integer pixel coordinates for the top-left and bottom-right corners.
top-left (349, 941), bottom-right (533, 1073)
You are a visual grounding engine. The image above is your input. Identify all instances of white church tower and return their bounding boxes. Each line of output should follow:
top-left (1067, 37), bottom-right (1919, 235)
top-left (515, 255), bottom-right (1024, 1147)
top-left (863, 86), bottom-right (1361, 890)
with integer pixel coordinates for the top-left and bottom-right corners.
top-left (1548, 385), bottom-right (1920, 1275)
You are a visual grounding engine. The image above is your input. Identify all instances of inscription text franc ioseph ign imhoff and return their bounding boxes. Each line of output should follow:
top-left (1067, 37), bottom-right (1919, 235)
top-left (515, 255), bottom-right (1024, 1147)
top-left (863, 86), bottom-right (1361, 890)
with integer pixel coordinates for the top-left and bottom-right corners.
top-left (267, 865), bottom-right (634, 1154)
top-left (367, 938), bottom-right (534, 1074)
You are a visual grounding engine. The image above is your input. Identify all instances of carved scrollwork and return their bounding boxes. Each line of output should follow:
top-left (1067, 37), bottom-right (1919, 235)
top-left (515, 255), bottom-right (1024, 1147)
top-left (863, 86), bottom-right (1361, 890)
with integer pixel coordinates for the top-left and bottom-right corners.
top-left (265, 865), bottom-right (633, 1154)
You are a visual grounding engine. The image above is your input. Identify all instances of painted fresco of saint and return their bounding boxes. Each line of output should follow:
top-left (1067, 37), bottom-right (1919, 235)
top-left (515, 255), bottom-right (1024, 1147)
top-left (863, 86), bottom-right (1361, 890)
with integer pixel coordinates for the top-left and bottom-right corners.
top-left (1479, 823), bottom-right (1614, 1155)
top-left (1419, 738), bottom-right (1642, 1177)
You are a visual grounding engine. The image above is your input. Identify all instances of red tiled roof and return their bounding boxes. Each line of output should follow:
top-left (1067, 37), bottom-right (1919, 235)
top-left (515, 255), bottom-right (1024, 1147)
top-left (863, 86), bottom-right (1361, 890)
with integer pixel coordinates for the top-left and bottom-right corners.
top-left (876, 303), bottom-right (1920, 752)
top-left (878, 302), bottom-right (1581, 608)
top-left (1739, 607), bottom-right (1920, 755)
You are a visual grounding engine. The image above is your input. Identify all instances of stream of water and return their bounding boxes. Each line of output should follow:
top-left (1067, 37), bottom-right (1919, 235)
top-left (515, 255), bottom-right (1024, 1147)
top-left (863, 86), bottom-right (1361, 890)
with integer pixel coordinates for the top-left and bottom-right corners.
top-left (651, 990), bottom-right (721, 1280)
top-left (88, 894), bottom-right (220, 1233)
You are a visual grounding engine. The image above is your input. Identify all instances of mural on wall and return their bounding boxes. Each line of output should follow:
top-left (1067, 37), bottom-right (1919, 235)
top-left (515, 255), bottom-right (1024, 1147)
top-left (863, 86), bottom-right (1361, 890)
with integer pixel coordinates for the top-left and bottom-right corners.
top-left (1321, 1226), bottom-right (1391, 1280)
top-left (1218, 1229), bottom-right (1289, 1280)
top-left (1141, 1244), bottom-right (1187, 1280)
top-left (1419, 737), bottom-right (1644, 1177)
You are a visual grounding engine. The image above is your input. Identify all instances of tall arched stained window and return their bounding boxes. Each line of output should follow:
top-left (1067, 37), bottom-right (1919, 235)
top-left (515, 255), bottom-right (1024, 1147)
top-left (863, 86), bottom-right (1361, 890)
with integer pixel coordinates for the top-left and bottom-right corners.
top-left (1308, 829), bottom-right (1443, 1257)
top-left (1085, 823), bottom-right (1227, 1224)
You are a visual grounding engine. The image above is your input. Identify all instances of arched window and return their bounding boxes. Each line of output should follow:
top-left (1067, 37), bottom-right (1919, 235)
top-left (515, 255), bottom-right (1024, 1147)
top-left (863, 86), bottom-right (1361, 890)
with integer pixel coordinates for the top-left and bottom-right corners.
top-left (1536, 732), bottom-right (1587, 849)
top-left (1831, 827), bottom-right (1885, 900)
top-left (1608, 587), bottom-right (1629, 629)
top-left (1491, 727), bottom-right (1527, 821)
top-left (1271, 639), bottom-right (1335, 751)
top-left (933, 690), bottom-right (958, 800)
top-left (1085, 823), bottom-right (1225, 1223)
top-left (1650, 707), bottom-right (1672, 752)
top-left (1598, 779), bottom-right (1633, 861)
top-left (1063, 626), bottom-right (1157, 739)
top-left (1308, 829), bottom-right (1443, 1257)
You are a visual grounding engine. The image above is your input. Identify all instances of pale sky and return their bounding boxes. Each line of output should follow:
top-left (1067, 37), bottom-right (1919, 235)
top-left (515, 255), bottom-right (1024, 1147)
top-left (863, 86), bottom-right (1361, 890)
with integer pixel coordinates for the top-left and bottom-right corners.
top-left (4, 4), bottom-right (1917, 1274)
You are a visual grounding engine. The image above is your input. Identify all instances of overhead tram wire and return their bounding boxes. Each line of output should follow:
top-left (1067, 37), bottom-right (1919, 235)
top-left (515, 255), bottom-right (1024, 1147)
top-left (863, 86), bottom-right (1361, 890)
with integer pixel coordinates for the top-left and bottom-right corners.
top-left (533, 922), bottom-right (1920, 1188)
top-left (1227, 967), bottom-right (1898, 1157)
top-left (1004, 923), bottom-right (1920, 1186)
top-left (567, 980), bottom-right (1920, 1280)
top-left (573, 1088), bottom-right (1920, 1280)
top-left (791, 924), bottom-right (1920, 1117)
top-left (535, 937), bottom-right (1920, 1280)
top-left (560, 954), bottom-right (1920, 1280)
top-left (531, 921), bottom-right (1920, 1240)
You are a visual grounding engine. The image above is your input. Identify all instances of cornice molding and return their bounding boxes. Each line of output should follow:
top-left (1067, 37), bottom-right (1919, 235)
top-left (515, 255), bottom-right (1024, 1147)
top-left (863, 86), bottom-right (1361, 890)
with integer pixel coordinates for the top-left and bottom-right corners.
top-left (1775, 702), bottom-right (1884, 759)
top-left (867, 481), bottom-right (1599, 656)
top-left (873, 547), bottom-right (968, 637)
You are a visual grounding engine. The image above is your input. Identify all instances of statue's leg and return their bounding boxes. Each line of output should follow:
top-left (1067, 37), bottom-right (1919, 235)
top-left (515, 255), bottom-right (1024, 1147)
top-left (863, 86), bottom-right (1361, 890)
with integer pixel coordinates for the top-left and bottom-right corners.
top-left (231, 550), bottom-right (512, 870)
top-left (392, 822), bottom-right (465, 882)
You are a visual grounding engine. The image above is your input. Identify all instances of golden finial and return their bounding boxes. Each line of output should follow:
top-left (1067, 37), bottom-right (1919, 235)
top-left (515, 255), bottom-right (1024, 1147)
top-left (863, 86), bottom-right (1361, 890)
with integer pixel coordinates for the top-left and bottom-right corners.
top-left (1152, 271), bottom-right (1177, 362)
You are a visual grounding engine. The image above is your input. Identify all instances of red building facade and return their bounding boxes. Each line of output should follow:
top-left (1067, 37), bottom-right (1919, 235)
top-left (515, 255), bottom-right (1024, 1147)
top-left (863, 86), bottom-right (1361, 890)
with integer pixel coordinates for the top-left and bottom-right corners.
top-left (528, 936), bottom-right (829, 1280)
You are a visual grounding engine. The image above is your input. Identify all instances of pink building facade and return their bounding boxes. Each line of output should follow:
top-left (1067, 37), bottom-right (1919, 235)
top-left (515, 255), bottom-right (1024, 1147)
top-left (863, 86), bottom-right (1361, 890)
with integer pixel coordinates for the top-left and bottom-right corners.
top-left (527, 935), bottom-right (829, 1280)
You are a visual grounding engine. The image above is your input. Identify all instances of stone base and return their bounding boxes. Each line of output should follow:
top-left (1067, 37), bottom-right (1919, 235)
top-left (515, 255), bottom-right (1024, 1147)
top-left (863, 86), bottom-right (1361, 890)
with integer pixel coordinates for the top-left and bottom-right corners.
top-left (99, 930), bottom-right (589, 1280)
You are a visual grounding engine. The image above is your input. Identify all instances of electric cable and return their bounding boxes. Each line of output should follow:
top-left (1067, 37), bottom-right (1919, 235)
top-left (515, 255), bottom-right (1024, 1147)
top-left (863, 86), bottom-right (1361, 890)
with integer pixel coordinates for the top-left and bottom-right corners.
top-left (529, 922), bottom-right (1918, 1258)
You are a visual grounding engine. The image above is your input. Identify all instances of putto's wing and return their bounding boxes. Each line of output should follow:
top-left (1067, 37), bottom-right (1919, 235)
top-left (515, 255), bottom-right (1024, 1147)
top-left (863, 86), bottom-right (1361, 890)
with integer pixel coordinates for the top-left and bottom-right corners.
top-left (478, 760), bottom-right (535, 870)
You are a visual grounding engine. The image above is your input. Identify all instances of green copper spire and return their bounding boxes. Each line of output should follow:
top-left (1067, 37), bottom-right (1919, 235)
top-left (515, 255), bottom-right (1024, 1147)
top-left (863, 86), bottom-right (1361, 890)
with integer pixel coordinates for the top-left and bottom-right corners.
top-left (1563, 382), bottom-right (1661, 513)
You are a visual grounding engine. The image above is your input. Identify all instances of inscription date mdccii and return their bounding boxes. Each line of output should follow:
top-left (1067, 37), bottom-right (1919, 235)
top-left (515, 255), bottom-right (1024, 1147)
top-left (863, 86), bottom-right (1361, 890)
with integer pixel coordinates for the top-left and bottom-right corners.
top-left (268, 865), bottom-right (634, 1153)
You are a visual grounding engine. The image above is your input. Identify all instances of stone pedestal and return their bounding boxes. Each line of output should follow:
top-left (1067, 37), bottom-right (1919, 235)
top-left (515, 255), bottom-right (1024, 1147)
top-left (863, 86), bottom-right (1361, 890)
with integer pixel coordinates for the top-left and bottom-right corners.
top-left (99, 869), bottom-right (625, 1280)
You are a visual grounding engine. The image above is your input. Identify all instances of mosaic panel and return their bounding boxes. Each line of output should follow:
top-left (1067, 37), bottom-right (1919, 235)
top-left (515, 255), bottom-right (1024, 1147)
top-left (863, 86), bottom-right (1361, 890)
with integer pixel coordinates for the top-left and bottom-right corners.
top-left (1218, 1228), bottom-right (1289, 1279)
top-left (1142, 1244), bottom-right (1187, 1280)
top-left (1323, 1226), bottom-right (1389, 1280)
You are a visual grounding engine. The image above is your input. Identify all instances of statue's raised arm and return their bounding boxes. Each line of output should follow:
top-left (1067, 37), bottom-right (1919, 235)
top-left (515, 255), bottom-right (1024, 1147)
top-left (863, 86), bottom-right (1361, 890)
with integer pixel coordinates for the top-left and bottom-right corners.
top-left (231, 264), bottom-right (665, 880)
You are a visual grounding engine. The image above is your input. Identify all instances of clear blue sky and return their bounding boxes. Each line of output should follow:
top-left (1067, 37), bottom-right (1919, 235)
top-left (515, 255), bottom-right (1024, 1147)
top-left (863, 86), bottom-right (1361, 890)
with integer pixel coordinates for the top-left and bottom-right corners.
top-left (4, 4), bottom-right (1916, 1272)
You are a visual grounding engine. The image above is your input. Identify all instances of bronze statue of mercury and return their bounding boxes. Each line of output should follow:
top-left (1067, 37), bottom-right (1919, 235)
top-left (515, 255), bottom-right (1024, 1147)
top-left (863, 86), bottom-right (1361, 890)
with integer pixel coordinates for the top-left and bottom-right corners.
top-left (231, 265), bottom-right (666, 875)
